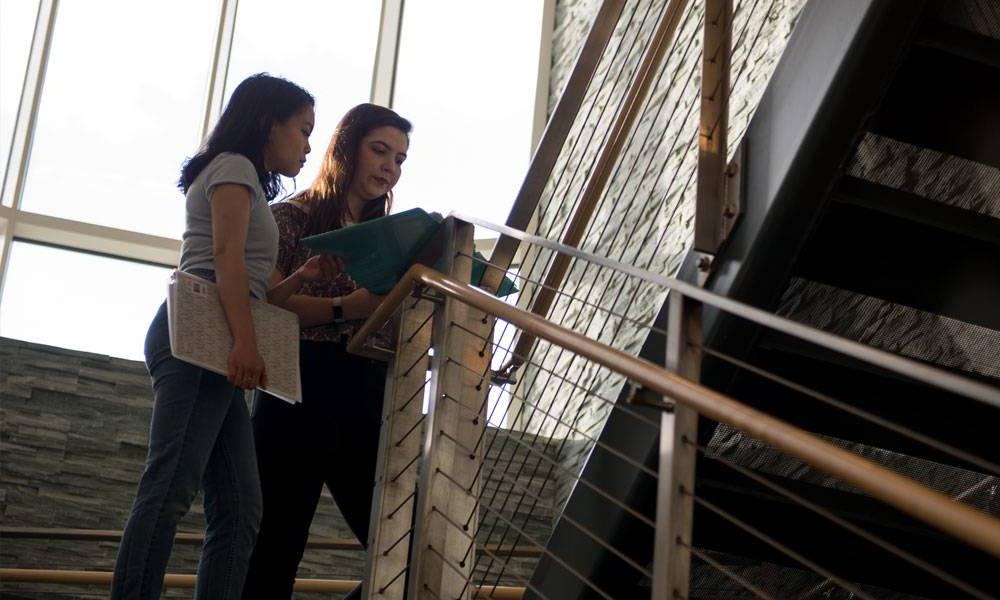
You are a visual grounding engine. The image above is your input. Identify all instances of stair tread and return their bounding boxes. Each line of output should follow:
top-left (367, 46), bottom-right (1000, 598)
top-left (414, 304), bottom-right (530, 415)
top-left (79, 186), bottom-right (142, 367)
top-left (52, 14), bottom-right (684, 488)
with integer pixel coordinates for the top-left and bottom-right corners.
top-left (917, 20), bottom-right (1000, 69)
top-left (846, 132), bottom-right (1000, 221)
top-left (929, 0), bottom-right (1000, 43)
top-left (793, 202), bottom-right (1000, 330)
top-left (869, 44), bottom-right (1000, 168)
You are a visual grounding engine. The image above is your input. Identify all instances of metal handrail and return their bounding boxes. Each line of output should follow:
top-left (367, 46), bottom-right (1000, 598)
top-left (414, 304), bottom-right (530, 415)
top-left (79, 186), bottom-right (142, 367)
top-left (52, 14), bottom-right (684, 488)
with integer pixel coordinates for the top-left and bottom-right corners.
top-left (453, 212), bottom-right (1000, 409)
top-left (348, 262), bottom-right (1000, 559)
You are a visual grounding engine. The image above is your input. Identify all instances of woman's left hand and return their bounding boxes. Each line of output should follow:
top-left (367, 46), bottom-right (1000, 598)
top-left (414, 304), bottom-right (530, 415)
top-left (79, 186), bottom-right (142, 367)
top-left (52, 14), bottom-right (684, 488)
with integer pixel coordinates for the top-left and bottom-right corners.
top-left (297, 254), bottom-right (342, 283)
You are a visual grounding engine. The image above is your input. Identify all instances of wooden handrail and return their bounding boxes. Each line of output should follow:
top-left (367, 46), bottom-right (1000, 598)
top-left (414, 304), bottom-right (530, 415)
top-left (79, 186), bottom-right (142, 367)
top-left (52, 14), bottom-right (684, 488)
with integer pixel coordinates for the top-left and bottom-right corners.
top-left (0, 527), bottom-right (541, 558)
top-left (0, 527), bottom-right (361, 550)
top-left (0, 569), bottom-right (357, 592)
top-left (0, 569), bottom-right (525, 598)
top-left (350, 263), bottom-right (1000, 559)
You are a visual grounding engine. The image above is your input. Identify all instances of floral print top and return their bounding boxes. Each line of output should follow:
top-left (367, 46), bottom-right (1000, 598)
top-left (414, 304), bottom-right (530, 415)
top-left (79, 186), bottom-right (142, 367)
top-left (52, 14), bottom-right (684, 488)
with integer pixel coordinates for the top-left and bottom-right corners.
top-left (272, 201), bottom-right (360, 342)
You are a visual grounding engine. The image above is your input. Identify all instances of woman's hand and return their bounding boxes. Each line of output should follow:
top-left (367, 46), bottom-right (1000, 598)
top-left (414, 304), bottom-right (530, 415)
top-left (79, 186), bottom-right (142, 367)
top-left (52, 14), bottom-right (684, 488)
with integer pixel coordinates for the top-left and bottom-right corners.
top-left (342, 287), bottom-right (385, 320)
top-left (297, 254), bottom-right (342, 284)
top-left (227, 340), bottom-right (268, 390)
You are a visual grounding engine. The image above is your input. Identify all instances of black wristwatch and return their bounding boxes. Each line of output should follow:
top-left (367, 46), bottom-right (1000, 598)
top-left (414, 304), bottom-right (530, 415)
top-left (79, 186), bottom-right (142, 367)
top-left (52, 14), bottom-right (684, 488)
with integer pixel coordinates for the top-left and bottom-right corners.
top-left (331, 297), bottom-right (345, 324)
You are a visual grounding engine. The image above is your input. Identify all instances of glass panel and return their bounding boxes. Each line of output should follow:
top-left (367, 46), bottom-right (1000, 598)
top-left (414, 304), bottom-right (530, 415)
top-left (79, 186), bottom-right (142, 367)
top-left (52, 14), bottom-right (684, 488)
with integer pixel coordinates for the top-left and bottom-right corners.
top-left (0, 242), bottom-right (172, 360)
top-left (1, 0), bottom-right (40, 192)
top-left (391, 1), bottom-right (544, 227)
top-left (20, 0), bottom-right (218, 238)
top-left (225, 0), bottom-right (381, 192)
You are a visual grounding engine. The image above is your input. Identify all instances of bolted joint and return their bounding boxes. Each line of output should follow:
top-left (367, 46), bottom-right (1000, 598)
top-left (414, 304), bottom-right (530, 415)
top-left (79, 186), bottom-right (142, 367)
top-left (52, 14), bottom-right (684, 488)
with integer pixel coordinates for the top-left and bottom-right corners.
top-left (697, 255), bottom-right (713, 272)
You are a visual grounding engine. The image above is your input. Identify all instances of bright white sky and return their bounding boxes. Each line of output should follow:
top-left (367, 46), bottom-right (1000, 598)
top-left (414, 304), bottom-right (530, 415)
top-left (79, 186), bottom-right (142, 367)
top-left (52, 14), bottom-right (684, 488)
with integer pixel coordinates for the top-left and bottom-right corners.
top-left (0, 0), bottom-right (543, 376)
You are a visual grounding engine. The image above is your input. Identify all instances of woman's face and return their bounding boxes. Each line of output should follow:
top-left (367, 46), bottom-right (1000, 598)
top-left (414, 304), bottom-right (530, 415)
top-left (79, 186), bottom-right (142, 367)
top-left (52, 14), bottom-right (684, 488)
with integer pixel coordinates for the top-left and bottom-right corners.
top-left (350, 126), bottom-right (408, 200)
top-left (264, 104), bottom-right (315, 177)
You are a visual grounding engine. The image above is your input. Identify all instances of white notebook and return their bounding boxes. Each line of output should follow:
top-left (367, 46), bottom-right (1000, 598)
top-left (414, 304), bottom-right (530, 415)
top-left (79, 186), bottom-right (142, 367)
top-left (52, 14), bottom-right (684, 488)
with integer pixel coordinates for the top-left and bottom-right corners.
top-left (167, 270), bottom-right (302, 403)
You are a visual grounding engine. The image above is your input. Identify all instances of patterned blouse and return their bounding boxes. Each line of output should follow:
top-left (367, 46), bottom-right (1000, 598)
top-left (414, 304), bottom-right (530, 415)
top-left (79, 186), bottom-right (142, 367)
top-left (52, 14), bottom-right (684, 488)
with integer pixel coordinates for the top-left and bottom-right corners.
top-left (272, 201), bottom-right (360, 342)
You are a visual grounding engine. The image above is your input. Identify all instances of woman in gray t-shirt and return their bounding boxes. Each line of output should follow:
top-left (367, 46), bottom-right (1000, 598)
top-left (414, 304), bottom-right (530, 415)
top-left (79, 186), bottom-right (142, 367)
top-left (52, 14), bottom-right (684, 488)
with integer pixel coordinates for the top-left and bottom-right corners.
top-left (112, 74), bottom-right (333, 600)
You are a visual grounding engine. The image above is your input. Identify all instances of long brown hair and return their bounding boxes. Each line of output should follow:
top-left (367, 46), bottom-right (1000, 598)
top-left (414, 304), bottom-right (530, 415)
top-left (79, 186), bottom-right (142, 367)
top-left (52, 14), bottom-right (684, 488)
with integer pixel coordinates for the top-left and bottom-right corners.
top-left (297, 103), bottom-right (412, 236)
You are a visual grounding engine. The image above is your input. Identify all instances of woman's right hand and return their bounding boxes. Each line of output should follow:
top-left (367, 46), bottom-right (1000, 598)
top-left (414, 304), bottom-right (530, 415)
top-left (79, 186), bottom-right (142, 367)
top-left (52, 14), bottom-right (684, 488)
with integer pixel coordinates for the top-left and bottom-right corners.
top-left (227, 340), bottom-right (268, 390)
top-left (297, 254), bottom-right (342, 284)
top-left (342, 288), bottom-right (385, 320)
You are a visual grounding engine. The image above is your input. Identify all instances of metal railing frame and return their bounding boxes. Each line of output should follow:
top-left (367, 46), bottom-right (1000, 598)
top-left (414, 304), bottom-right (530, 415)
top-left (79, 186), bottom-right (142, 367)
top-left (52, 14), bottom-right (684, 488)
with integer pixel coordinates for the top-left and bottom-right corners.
top-left (352, 244), bottom-right (1000, 597)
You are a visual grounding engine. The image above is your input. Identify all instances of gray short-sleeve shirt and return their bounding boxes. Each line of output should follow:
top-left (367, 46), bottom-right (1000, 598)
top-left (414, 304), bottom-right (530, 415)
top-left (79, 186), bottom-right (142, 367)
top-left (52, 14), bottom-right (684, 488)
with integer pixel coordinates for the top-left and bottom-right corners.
top-left (178, 152), bottom-right (279, 299)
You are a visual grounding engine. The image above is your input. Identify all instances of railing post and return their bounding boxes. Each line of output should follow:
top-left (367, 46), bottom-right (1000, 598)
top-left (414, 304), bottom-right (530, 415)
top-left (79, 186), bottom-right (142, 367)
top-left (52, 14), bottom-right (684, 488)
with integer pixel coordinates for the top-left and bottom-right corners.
top-left (364, 297), bottom-right (436, 598)
top-left (695, 0), bottom-right (736, 257)
top-left (407, 219), bottom-right (491, 598)
top-left (652, 292), bottom-right (701, 599)
top-left (653, 0), bottom-right (731, 592)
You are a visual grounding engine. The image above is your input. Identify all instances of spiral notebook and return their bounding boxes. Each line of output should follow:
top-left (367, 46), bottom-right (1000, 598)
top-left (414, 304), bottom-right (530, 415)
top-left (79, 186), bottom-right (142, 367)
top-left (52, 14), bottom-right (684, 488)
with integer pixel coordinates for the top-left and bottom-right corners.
top-left (166, 270), bottom-right (302, 403)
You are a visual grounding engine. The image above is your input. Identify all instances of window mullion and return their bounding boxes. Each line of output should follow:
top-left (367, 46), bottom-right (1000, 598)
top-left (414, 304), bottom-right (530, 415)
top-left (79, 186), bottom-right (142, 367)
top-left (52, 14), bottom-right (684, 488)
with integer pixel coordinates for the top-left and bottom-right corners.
top-left (1, 0), bottom-right (58, 210)
top-left (201, 0), bottom-right (239, 139)
top-left (0, 0), bottom-right (57, 302)
top-left (371, 0), bottom-right (404, 106)
top-left (11, 211), bottom-right (179, 268)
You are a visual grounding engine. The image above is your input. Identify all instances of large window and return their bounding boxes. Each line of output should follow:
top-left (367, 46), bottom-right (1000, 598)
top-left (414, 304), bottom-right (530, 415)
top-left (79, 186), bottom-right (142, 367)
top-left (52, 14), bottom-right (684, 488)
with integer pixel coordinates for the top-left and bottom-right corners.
top-left (0, 1), bottom-right (548, 362)
top-left (391, 1), bottom-right (545, 226)
top-left (19, 0), bottom-right (218, 239)
top-left (225, 0), bottom-right (382, 191)
top-left (0, 242), bottom-right (171, 359)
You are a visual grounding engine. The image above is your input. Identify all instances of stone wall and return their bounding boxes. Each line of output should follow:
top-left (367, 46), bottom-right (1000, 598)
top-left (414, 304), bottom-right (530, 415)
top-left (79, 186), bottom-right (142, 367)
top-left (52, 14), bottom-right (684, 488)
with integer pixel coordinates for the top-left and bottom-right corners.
top-left (0, 336), bottom-right (561, 598)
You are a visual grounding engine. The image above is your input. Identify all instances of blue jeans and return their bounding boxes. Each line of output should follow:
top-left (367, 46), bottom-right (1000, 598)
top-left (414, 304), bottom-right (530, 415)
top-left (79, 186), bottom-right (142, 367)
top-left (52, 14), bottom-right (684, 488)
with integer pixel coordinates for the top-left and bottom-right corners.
top-left (112, 300), bottom-right (262, 599)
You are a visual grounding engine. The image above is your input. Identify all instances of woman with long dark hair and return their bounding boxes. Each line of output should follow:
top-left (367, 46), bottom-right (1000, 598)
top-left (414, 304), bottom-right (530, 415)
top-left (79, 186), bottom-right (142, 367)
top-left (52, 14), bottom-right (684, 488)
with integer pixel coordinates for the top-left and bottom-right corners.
top-left (243, 103), bottom-right (412, 600)
top-left (112, 74), bottom-right (333, 599)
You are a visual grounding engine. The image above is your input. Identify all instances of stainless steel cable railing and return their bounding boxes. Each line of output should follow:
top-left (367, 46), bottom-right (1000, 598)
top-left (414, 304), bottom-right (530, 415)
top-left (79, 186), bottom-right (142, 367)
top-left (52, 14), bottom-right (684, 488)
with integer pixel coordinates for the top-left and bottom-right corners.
top-left (351, 216), bottom-right (1000, 599)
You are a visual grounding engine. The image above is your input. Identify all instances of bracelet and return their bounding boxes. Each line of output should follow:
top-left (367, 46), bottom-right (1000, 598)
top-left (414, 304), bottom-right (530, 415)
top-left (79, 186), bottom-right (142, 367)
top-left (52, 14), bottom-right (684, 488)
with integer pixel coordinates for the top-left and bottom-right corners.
top-left (331, 296), bottom-right (345, 324)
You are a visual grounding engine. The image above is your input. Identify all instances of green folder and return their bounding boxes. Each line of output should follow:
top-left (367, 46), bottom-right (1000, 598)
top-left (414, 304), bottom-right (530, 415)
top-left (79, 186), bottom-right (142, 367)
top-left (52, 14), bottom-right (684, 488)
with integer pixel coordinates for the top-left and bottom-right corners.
top-left (301, 208), bottom-right (517, 297)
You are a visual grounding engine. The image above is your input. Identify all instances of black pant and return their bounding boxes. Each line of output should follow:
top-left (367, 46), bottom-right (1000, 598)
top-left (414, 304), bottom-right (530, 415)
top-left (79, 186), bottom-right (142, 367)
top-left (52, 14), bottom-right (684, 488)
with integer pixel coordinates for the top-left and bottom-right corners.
top-left (243, 340), bottom-right (386, 599)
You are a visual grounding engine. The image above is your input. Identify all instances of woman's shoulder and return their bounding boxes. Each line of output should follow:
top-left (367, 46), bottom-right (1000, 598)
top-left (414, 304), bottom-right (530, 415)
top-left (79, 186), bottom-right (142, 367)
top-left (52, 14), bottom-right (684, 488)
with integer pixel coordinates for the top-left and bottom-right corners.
top-left (271, 199), bottom-right (308, 217)
top-left (206, 151), bottom-right (255, 172)
top-left (198, 152), bottom-right (262, 194)
top-left (270, 200), bottom-right (309, 232)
